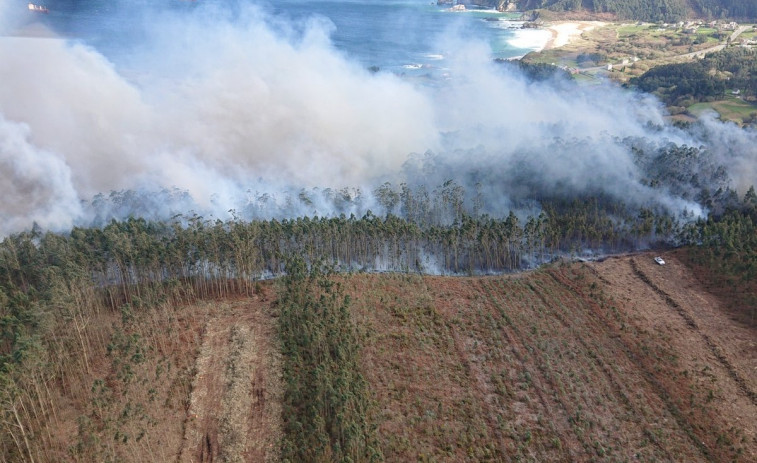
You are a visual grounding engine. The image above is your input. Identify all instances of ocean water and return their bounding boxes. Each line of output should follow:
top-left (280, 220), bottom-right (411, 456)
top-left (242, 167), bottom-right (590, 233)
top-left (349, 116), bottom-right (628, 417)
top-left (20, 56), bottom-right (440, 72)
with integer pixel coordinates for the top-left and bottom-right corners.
top-left (15, 0), bottom-right (548, 73)
top-left (261, 0), bottom-right (547, 70)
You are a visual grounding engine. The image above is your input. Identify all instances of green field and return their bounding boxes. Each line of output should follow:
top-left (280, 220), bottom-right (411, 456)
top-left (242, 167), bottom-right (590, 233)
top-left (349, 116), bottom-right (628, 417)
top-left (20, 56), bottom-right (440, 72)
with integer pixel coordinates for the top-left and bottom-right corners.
top-left (688, 97), bottom-right (757, 124)
top-left (740, 28), bottom-right (756, 40)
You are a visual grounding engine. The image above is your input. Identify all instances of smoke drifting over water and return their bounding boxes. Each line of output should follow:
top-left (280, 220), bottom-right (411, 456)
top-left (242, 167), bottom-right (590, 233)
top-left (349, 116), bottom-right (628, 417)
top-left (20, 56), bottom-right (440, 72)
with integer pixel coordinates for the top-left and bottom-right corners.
top-left (0, 1), bottom-right (755, 235)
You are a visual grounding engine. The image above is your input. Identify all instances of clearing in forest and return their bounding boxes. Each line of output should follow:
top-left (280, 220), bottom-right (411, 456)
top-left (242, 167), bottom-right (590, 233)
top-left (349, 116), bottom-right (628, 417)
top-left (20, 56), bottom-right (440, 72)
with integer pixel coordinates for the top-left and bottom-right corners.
top-left (179, 298), bottom-right (282, 463)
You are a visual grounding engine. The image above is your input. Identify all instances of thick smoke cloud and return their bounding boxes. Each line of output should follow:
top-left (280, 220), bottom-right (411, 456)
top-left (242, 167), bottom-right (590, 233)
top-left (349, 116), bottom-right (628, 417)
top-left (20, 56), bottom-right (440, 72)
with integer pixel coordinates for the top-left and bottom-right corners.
top-left (692, 114), bottom-right (757, 194)
top-left (0, 1), bottom-right (755, 235)
top-left (0, 114), bottom-right (81, 232)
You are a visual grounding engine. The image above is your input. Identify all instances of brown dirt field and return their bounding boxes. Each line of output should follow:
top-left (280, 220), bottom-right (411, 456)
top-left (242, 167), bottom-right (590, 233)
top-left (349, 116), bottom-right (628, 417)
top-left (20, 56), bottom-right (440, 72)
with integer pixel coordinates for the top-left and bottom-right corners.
top-left (38, 285), bottom-right (282, 463)
top-left (34, 254), bottom-right (756, 462)
top-left (590, 253), bottom-right (757, 457)
top-left (163, 255), bottom-right (756, 462)
top-left (345, 253), bottom-right (757, 461)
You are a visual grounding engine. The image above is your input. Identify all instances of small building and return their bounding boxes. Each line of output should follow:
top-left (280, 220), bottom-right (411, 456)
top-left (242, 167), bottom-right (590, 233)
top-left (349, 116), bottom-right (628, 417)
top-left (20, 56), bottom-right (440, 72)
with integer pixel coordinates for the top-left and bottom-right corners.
top-left (723, 22), bottom-right (738, 31)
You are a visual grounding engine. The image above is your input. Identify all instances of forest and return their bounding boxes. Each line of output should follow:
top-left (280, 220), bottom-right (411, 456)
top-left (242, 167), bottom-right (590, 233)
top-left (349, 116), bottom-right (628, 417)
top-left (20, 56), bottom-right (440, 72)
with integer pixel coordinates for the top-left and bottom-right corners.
top-left (497, 59), bottom-right (573, 81)
top-left (631, 47), bottom-right (757, 107)
top-left (1, 132), bottom-right (756, 459)
top-left (1, 61), bottom-right (756, 459)
top-left (1, 185), bottom-right (756, 460)
top-left (688, 0), bottom-right (757, 19)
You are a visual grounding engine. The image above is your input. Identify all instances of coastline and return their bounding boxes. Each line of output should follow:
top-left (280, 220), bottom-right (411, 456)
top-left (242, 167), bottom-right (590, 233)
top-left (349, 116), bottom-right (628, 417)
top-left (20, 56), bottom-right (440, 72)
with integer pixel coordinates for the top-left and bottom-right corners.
top-left (505, 20), bottom-right (605, 58)
top-left (542, 21), bottom-right (606, 50)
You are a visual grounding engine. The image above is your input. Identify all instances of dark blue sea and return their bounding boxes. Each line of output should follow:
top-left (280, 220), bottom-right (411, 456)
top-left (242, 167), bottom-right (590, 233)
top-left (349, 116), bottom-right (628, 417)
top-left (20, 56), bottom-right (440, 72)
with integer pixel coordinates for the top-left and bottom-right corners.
top-left (11, 0), bottom-right (549, 73)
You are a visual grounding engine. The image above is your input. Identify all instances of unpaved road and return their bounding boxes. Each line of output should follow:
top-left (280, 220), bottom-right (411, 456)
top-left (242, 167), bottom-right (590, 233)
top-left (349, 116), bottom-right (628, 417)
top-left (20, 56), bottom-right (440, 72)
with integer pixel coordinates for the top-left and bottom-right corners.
top-left (179, 297), bottom-right (281, 463)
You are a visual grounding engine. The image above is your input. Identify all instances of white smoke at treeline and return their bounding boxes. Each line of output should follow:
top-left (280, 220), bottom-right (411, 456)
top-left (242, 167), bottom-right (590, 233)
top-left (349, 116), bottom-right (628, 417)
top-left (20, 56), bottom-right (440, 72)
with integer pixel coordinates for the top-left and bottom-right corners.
top-left (0, 0), bottom-right (755, 235)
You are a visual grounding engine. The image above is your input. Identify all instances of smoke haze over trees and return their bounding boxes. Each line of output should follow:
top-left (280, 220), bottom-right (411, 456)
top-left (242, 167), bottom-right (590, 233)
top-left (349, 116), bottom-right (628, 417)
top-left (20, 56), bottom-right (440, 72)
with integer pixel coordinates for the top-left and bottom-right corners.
top-left (0, 1), bottom-right (756, 238)
top-left (1, 3), bottom-right (757, 460)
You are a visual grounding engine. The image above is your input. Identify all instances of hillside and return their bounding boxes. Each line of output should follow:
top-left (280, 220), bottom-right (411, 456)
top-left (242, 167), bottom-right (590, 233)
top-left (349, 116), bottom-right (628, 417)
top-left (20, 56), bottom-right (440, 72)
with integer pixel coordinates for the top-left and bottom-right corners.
top-left (498, 0), bottom-right (757, 22)
top-left (631, 47), bottom-right (757, 121)
top-left (4, 253), bottom-right (755, 461)
top-left (347, 254), bottom-right (757, 461)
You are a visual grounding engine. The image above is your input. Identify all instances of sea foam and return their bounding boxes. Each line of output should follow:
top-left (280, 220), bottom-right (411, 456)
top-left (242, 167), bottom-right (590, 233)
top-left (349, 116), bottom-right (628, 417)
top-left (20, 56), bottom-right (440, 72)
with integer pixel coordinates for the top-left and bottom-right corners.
top-left (507, 28), bottom-right (552, 53)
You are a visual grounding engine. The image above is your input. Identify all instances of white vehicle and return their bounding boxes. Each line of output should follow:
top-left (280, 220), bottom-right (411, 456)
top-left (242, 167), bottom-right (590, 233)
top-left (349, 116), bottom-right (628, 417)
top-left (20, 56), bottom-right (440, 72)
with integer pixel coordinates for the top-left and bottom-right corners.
top-left (27, 3), bottom-right (49, 13)
top-left (654, 256), bottom-right (665, 265)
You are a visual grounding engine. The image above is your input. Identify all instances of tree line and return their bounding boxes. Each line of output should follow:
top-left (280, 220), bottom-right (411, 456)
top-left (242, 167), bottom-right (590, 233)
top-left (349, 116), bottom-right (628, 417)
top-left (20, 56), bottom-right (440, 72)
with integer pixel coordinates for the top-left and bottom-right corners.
top-left (681, 185), bottom-right (757, 327)
top-left (279, 258), bottom-right (382, 462)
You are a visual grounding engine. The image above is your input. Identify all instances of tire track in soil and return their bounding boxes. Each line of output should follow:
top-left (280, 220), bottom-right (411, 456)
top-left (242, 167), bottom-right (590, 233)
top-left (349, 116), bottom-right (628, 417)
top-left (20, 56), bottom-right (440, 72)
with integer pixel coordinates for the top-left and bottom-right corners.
top-left (448, 327), bottom-right (511, 460)
top-left (547, 265), bottom-right (715, 462)
top-left (630, 258), bottom-right (757, 406)
top-left (476, 278), bottom-right (577, 461)
top-left (532, 271), bottom-right (676, 461)
top-left (178, 302), bottom-right (281, 463)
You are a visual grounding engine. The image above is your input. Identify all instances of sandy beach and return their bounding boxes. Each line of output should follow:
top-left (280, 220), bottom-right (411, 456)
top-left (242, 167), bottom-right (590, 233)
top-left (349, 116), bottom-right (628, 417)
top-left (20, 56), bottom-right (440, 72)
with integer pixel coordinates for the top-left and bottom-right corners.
top-left (544, 21), bottom-right (606, 49)
top-left (506, 20), bottom-right (606, 56)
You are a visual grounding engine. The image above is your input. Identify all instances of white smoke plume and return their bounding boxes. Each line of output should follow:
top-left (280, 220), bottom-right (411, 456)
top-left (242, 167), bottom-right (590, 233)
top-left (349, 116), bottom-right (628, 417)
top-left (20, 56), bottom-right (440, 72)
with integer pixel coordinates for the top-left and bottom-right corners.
top-left (0, 0), bottom-right (755, 235)
top-left (0, 114), bottom-right (81, 232)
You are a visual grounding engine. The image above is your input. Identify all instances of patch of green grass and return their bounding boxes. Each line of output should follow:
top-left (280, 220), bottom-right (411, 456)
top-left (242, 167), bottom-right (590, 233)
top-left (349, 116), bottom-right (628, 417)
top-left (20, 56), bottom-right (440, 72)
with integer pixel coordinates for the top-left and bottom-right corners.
top-left (713, 99), bottom-right (757, 118)
top-left (687, 102), bottom-right (716, 116)
top-left (688, 97), bottom-right (757, 123)
top-left (695, 33), bottom-right (720, 44)
top-left (617, 25), bottom-right (647, 37)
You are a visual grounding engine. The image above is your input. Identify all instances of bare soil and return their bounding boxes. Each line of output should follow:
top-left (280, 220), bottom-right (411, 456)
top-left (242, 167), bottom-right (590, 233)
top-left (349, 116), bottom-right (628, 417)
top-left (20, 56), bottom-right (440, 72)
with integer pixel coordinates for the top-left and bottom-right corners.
top-left (44, 286), bottom-right (282, 463)
top-left (593, 253), bottom-right (757, 453)
top-left (346, 253), bottom-right (757, 461)
top-left (178, 293), bottom-right (282, 463)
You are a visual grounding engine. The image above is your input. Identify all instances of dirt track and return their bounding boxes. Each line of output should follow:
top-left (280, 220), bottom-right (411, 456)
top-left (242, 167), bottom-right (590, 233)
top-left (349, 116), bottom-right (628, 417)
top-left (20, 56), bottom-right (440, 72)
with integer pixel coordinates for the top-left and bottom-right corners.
top-left (178, 296), bottom-right (282, 463)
